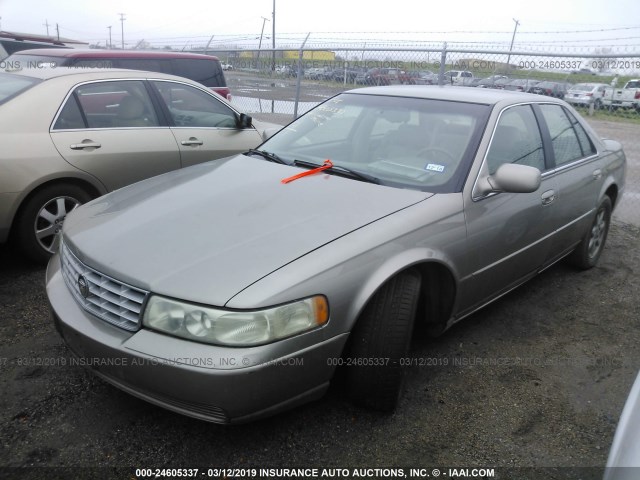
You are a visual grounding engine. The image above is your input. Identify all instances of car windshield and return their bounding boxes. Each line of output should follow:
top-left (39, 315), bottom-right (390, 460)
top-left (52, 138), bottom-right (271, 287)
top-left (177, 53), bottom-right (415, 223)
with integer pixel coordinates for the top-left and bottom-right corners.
top-left (0, 72), bottom-right (41, 105)
top-left (261, 92), bottom-right (490, 193)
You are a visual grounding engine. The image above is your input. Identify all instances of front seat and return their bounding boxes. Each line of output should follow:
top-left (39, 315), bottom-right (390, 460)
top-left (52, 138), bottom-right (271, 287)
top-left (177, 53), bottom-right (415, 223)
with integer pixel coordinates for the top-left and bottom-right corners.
top-left (114, 96), bottom-right (153, 127)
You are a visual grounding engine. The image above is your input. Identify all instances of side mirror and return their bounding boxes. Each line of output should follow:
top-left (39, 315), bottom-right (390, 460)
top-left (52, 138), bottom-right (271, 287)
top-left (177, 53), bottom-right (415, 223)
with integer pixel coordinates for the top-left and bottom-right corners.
top-left (261, 127), bottom-right (281, 141)
top-left (237, 113), bottom-right (253, 129)
top-left (476, 163), bottom-right (541, 196)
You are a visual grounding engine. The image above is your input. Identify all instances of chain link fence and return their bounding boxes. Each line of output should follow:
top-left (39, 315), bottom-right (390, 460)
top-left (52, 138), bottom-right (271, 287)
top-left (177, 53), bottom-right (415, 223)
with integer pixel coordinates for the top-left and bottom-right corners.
top-left (217, 46), bottom-right (639, 225)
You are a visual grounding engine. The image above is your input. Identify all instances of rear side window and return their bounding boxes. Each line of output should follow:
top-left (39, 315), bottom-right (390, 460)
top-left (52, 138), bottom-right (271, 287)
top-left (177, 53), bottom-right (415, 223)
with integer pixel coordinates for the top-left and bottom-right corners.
top-left (72, 58), bottom-right (115, 69)
top-left (0, 72), bottom-right (41, 105)
top-left (171, 58), bottom-right (226, 88)
top-left (53, 80), bottom-right (159, 130)
top-left (114, 58), bottom-right (172, 74)
top-left (539, 104), bottom-right (595, 166)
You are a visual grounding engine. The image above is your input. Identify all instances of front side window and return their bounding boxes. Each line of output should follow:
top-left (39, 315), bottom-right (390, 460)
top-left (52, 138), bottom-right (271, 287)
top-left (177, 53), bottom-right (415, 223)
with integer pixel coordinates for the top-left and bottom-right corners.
top-left (261, 93), bottom-right (490, 193)
top-left (485, 105), bottom-right (545, 175)
top-left (53, 80), bottom-right (159, 130)
top-left (538, 104), bottom-right (591, 167)
top-left (152, 81), bottom-right (238, 128)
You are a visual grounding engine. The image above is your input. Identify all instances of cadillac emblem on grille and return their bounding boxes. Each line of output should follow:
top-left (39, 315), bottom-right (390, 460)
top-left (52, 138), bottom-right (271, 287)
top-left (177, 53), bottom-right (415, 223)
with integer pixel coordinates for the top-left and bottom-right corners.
top-left (77, 275), bottom-right (90, 299)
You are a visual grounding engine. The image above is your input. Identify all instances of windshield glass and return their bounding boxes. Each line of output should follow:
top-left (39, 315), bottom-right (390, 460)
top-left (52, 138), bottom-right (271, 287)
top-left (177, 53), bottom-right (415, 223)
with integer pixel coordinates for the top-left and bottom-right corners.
top-left (0, 72), bottom-right (41, 105)
top-left (261, 92), bottom-right (490, 193)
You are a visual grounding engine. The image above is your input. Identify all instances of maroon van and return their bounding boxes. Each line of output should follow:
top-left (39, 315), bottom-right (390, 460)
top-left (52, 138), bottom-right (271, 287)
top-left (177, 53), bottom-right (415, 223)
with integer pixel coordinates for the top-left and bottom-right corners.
top-left (6, 49), bottom-right (232, 100)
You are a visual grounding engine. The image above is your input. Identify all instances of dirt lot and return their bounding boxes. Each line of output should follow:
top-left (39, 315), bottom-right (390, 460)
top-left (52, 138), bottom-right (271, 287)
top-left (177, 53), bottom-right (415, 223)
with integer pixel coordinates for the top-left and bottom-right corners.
top-left (1, 220), bottom-right (639, 480)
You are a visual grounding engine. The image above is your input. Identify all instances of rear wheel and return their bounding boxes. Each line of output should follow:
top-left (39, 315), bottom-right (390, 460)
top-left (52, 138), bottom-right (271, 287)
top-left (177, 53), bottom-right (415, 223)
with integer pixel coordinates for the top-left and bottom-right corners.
top-left (345, 270), bottom-right (421, 411)
top-left (568, 196), bottom-right (612, 269)
top-left (15, 184), bottom-right (92, 263)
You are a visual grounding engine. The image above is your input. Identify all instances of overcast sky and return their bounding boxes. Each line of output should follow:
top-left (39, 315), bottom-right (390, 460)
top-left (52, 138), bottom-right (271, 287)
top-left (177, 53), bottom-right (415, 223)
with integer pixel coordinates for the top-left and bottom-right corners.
top-left (1, 0), bottom-right (640, 51)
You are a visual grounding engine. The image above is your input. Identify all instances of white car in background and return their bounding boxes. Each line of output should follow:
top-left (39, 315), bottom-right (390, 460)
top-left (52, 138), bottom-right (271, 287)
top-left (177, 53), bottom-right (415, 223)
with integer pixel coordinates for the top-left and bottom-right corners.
top-left (444, 70), bottom-right (475, 86)
top-left (565, 83), bottom-right (608, 109)
top-left (605, 372), bottom-right (640, 479)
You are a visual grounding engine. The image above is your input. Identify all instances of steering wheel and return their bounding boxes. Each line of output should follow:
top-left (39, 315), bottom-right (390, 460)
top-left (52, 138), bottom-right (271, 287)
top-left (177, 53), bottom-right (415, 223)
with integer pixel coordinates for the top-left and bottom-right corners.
top-left (415, 147), bottom-right (457, 180)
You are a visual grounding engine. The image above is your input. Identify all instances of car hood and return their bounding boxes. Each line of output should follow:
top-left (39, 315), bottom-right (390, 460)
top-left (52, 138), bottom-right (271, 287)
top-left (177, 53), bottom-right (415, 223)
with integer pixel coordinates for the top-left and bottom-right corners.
top-left (63, 155), bottom-right (430, 306)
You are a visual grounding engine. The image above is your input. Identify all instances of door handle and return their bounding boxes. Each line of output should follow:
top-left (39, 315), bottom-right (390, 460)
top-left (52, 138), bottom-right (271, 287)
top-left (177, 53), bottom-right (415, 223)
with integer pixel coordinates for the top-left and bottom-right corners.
top-left (541, 190), bottom-right (556, 206)
top-left (592, 169), bottom-right (603, 180)
top-left (181, 137), bottom-right (203, 146)
top-left (70, 141), bottom-right (102, 150)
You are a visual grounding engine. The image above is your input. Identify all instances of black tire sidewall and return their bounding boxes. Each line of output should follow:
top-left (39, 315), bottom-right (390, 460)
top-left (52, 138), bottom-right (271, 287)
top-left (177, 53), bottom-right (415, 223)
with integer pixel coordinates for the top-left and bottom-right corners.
top-left (569, 196), bottom-right (612, 270)
top-left (344, 270), bottom-right (421, 411)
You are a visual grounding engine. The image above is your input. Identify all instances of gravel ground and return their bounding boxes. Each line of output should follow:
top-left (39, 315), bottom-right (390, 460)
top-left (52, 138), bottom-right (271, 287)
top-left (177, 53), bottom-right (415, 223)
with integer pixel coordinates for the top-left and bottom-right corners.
top-left (1, 220), bottom-right (639, 480)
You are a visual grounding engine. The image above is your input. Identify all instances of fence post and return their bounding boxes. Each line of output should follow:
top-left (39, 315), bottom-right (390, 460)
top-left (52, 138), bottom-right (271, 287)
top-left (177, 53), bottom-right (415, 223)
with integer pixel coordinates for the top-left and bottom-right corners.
top-left (294, 33), bottom-right (311, 120)
top-left (438, 42), bottom-right (447, 86)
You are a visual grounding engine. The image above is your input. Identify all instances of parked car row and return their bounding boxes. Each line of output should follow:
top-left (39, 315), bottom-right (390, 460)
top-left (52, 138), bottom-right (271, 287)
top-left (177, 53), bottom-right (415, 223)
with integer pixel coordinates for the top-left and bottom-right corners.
top-left (464, 74), bottom-right (610, 108)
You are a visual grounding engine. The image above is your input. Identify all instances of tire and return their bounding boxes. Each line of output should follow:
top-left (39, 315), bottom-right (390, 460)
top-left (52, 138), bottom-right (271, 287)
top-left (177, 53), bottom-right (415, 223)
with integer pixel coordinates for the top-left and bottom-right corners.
top-left (15, 184), bottom-right (93, 263)
top-left (568, 196), bottom-right (612, 270)
top-left (594, 98), bottom-right (603, 110)
top-left (345, 270), bottom-right (421, 411)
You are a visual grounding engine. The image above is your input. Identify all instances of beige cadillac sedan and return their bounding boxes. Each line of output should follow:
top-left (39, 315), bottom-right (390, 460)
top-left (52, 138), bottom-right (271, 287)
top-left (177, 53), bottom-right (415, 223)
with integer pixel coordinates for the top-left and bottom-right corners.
top-left (0, 67), bottom-right (278, 262)
top-left (47, 86), bottom-right (626, 423)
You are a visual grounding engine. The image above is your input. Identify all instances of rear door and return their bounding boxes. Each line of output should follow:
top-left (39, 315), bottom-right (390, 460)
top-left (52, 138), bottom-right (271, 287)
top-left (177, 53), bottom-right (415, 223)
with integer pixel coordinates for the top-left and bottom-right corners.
top-left (150, 80), bottom-right (264, 168)
top-left (459, 104), bottom-right (557, 314)
top-left (534, 103), bottom-right (604, 261)
top-left (50, 79), bottom-right (181, 191)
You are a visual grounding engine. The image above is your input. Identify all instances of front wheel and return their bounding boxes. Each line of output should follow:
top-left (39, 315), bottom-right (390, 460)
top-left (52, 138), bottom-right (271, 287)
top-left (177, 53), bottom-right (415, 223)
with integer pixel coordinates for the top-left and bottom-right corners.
top-left (15, 184), bottom-right (93, 263)
top-left (568, 196), bottom-right (612, 269)
top-left (345, 270), bottom-right (421, 411)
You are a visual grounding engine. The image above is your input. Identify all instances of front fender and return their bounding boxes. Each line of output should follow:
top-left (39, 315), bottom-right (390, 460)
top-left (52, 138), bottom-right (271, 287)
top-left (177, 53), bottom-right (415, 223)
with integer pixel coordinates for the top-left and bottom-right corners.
top-left (227, 193), bottom-right (467, 339)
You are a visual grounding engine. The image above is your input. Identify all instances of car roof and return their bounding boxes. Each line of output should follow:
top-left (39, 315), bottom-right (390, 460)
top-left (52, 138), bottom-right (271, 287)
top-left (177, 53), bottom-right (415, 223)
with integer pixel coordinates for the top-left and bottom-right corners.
top-left (3, 65), bottom-right (209, 84)
top-left (346, 85), bottom-right (561, 106)
top-left (9, 48), bottom-right (220, 60)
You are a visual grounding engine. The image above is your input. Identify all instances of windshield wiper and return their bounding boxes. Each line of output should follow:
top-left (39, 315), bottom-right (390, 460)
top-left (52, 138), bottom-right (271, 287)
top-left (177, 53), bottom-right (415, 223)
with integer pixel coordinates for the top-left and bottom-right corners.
top-left (245, 149), bottom-right (288, 164)
top-left (293, 159), bottom-right (380, 184)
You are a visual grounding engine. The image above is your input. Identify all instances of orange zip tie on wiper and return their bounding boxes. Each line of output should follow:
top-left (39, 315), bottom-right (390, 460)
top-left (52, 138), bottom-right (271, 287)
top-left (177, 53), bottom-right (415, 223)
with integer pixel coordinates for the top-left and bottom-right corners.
top-left (281, 159), bottom-right (334, 184)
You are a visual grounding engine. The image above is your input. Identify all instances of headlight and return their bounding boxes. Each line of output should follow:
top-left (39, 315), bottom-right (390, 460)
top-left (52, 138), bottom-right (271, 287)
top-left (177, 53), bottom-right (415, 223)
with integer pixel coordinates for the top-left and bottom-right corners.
top-left (142, 295), bottom-right (329, 346)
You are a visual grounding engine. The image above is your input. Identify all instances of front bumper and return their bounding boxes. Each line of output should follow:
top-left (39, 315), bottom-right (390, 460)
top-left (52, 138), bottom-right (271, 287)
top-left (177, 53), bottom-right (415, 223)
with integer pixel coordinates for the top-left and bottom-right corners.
top-left (46, 254), bottom-right (348, 424)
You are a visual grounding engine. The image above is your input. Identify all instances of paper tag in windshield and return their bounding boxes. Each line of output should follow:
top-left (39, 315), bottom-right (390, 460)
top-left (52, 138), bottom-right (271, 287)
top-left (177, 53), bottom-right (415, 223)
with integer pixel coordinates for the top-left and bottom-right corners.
top-left (425, 163), bottom-right (445, 173)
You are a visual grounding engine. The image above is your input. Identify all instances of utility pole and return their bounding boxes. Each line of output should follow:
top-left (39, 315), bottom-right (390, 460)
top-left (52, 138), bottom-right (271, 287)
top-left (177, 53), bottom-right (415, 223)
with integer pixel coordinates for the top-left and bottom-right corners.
top-left (56, 23), bottom-right (60, 41)
top-left (107, 26), bottom-right (112, 49)
top-left (257, 16), bottom-right (270, 70)
top-left (43, 20), bottom-right (50, 37)
top-left (506, 18), bottom-right (520, 70)
top-left (118, 13), bottom-right (126, 49)
top-left (271, 0), bottom-right (276, 73)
